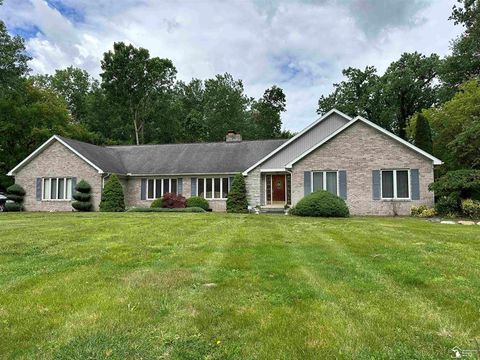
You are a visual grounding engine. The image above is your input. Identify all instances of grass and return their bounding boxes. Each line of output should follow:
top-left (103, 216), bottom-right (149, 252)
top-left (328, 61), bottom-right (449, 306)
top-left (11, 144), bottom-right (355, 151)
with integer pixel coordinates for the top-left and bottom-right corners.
top-left (0, 213), bottom-right (479, 359)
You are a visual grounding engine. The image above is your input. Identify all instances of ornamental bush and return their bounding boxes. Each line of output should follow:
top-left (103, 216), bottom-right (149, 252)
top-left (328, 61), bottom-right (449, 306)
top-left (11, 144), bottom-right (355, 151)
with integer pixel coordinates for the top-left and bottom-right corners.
top-left (72, 180), bottom-right (92, 212)
top-left (161, 193), bottom-right (187, 208)
top-left (461, 199), bottom-right (480, 219)
top-left (99, 174), bottom-right (125, 212)
top-left (150, 198), bottom-right (163, 208)
top-left (435, 193), bottom-right (461, 215)
top-left (226, 174), bottom-right (248, 213)
top-left (186, 196), bottom-right (210, 210)
top-left (429, 170), bottom-right (480, 200)
top-left (5, 184), bottom-right (25, 211)
top-left (290, 190), bottom-right (349, 217)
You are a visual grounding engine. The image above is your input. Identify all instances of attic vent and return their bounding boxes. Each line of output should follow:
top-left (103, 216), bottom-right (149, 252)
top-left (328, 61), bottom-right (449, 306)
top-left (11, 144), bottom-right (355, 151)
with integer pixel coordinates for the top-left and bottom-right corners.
top-left (226, 130), bottom-right (242, 142)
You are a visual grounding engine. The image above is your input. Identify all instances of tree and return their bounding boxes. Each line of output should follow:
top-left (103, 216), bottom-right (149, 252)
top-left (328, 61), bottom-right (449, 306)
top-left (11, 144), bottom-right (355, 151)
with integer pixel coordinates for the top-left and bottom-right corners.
top-left (251, 85), bottom-right (286, 139)
top-left (100, 42), bottom-right (177, 144)
top-left (0, 21), bottom-right (30, 95)
top-left (226, 174), bottom-right (248, 213)
top-left (413, 113), bottom-right (433, 153)
top-left (440, 0), bottom-right (480, 95)
top-left (203, 73), bottom-right (250, 141)
top-left (5, 183), bottom-right (25, 211)
top-left (418, 79), bottom-right (480, 170)
top-left (99, 174), bottom-right (125, 212)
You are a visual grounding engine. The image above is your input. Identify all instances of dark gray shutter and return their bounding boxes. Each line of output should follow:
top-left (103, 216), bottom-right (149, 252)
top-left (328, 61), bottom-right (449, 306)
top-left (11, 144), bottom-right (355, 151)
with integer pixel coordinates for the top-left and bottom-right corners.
top-left (338, 170), bottom-right (347, 200)
top-left (71, 177), bottom-right (77, 194)
top-left (36, 178), bottom-right (42, 201)
top-left (229, 176), bottom-right (234, 188)
top-left (191, 177), bottom-right (197, 196)
top-left (410, 169), bottom-right (420, 200)
top-left (177, 178), bottom-right (183, 194)
top-left (140, 178), bottom-right (147, 200)
top-left (304, 171), bottom-right (311, 196)
top-left (372, 170), bottom-right (381, 200)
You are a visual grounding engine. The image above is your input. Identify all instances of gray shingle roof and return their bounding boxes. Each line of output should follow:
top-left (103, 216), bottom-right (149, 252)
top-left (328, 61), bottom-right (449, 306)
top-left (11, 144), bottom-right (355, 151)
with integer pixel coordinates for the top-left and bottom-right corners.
top-left (58, 136), bottom-right (286, 175)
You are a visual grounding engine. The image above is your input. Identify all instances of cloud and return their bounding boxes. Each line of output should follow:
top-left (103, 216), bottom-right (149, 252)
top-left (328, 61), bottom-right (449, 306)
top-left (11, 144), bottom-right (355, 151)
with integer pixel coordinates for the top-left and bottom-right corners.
top-left (0, 0), bottom-right (461, 131)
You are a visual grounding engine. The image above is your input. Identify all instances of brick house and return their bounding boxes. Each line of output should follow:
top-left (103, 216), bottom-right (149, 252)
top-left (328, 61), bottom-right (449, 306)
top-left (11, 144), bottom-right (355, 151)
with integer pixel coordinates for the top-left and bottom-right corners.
top-left (7, 109), bottom-right (442, 215)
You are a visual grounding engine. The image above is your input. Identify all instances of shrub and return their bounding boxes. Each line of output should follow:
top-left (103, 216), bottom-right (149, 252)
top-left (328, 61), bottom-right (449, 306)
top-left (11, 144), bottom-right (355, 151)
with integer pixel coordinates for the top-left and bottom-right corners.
top-left (161, 193), bottom-right (186, 208)
top-left (418, 208), bottom-right (436, 218)
top-left (435, 193), bottom-right (461, 215)
top-left (461, 199), bottom-right (480, 219)
top-left (150, 198), bottom-right (163, 208)
top-left (5, 202), bottom-right (23, 212)
top-left (429, 170), bottom-right (480, 200)
top-left (72, 179), bottom-right (92, 212)
top-left (6, 184), bottom-right (25, 211)
top-left (226, 174), bottom-right (248, 213)
top-left (99, 174), bottom-right (125, 212)
top-left (290, 191), bottom-right (349, 217)
top-left (411, 205), bottom-right (428, 217)
top-left (127, 207), bottom-right (206, 213)
top-left (186, 196), bottom-right (209, 210)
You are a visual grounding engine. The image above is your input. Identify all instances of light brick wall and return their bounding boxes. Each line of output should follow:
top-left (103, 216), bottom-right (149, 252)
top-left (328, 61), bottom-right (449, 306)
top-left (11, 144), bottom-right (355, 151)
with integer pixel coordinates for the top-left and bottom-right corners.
top-left (14, 141), bottom-right (102, 211)
top-left (245, 168), bottom-right (261, 207)
top-left (291, 121), bottom-right (435, 216)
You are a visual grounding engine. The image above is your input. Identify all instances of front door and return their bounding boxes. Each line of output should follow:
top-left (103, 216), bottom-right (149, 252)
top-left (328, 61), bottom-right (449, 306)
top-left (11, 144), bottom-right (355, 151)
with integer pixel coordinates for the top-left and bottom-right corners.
top-left (272, 175), bottom-right (286, 203)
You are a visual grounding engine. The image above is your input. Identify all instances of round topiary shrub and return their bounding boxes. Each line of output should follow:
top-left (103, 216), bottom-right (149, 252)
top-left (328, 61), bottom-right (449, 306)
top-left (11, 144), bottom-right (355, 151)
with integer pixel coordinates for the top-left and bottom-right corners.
top-left (99, 174), bottom-right (125, 212)
top-left (226, 174), bottom-right (248, 213)
top-left (186, 196), bottom-right (209, 210)
top-left (72, 179), bottom-right (92, 212)
top-left (5, 184), bottom-right (25, 211)
top-left (150, 198), bottom-right (163, 208)
top-left (290, 190), bottom-right (349, 217)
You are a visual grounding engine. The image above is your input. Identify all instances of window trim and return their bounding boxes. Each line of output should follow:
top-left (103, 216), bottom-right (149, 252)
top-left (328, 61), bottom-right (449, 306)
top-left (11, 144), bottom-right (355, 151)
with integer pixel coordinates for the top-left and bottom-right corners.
top-left (380, 169), bottom-right (411, 200)
top-left (146, 177), bottom-right (179, 200)
top-left (311, 170), bottom-right (339, 196)
top-left (197, 177), bottom-right (231, 200)
top-left (42, 177), bottom-right (72, 201)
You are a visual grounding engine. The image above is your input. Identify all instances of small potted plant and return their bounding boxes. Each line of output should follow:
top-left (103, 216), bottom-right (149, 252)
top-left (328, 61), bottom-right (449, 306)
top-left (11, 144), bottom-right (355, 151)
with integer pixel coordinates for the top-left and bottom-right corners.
top-left (284, 204), bottom-right (290, 215)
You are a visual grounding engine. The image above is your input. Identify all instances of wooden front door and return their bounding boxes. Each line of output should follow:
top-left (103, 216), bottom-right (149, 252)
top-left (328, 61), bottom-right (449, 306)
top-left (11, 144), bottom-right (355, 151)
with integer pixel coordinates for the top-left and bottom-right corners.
top-left (272, 175), bottom-right (286, 203)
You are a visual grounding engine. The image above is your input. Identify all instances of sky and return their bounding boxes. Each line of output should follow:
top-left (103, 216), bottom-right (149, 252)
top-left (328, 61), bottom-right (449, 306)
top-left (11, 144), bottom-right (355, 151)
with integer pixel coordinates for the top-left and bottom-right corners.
top-left (0, 0), bottom-right (462, 132)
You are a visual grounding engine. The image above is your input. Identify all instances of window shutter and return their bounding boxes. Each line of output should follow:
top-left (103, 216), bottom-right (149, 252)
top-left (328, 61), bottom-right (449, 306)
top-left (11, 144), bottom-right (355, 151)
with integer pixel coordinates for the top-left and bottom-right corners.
top-left (191, 177), bottom-right (197, 196)
top-left (71, 177), bottom-right (77, 194)
top-left (304, 171), bottom-right (311, 197)
top-left (338, 170), bottom-right (347, 200)
top-left (410, 169), bottom-right (420, 200)
top-left (36, 178), bottom-right (42, 201)
top-left (140, 178), bottom-right (147, 200)
top-left (372, 170), bottom-right (381, 200)
top-left (229, 176), bottom-right (234, 187)
top-left (177, 178), bottom-right (183, 194)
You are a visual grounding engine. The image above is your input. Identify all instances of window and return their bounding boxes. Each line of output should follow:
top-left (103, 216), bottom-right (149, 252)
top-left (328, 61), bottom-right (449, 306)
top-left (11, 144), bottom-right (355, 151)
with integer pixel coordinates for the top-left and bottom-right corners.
top-left (381, 169), bottom-right (410, 199)
top-left (312, 171), bottom-right (338, 195)
top-left (42, 177), bottom-right (72, 201)
top-left (197, 177), bottom-right (231, 199)
top-left (146, 178), bottom-right (180, 200)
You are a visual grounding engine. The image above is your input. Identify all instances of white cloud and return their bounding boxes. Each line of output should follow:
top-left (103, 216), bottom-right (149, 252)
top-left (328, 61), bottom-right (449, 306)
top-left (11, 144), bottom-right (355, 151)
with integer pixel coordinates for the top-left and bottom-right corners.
top-left (0, 0), bottom-right (462, 131)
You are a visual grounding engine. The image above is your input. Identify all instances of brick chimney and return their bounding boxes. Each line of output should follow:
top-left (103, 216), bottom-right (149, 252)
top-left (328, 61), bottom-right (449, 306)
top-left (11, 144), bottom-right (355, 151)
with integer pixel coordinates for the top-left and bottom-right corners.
top-left (226, 130), bottom-right (242, 142)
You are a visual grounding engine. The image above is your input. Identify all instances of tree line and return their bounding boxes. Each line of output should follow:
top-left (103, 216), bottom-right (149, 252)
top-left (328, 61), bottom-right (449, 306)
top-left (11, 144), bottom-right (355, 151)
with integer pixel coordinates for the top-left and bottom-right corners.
top-left (317, 0), bottom-right (480, 173)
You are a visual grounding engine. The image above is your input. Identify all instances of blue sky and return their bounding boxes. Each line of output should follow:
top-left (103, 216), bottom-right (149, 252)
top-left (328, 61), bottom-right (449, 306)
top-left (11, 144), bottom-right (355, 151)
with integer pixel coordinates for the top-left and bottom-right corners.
top-left (0, 0), bottom-right (461, 132)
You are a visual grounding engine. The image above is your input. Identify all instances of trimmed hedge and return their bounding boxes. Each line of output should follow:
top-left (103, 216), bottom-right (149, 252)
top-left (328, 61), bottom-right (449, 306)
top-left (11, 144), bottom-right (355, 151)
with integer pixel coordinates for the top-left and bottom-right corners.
top-left (100, 174), bottom-right (125, 212)
top-left (150, 198), bottom-right (163, 208)
top-left (6, 184), bottom-right (25, 211)
top-left (72, 179), bottom-right (92, 212)
top-left (128, 207), bottom-right (206, 213)
top-left (186, 196), bottom-right (210, 210)
top-left (226, 174), bottom-right (248, 213)
top-left (290, 191), bottom-right (349, 217)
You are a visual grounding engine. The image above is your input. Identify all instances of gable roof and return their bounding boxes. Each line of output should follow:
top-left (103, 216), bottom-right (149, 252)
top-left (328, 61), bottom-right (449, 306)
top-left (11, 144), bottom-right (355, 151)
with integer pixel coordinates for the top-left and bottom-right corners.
top-left (107, 139), bottom-right (287, 175)
top-left (242, 108), bottom-right (352, 175)
top-left (8, 135), bottom-right (287, 176)
top-left (285, 116), bottom-right (443, 167)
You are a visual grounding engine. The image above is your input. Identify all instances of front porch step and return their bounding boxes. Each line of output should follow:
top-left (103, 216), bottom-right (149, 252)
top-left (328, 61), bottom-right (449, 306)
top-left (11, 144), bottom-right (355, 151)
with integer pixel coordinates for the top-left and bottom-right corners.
top-left (259, 207), bottom-right (286, 214)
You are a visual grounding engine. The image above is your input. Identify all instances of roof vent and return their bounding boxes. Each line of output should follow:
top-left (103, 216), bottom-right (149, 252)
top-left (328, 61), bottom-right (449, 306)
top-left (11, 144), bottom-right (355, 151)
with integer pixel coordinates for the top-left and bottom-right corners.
top-left (226, 130), bottom-right (242, 142)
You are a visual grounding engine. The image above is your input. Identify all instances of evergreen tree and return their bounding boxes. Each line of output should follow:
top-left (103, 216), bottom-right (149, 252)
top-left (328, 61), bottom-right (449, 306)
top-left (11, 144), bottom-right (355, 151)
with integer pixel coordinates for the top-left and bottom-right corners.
top-left (99, 174), bottom-right (125, 212)
top-left (5, 183), bottom-right (25, 211)
top-left (72, 179), bottom-right (92, 211)
top-left (413, 113), bottom-right (433, 153)
top-left (226, 174), bottom-right (248, 213)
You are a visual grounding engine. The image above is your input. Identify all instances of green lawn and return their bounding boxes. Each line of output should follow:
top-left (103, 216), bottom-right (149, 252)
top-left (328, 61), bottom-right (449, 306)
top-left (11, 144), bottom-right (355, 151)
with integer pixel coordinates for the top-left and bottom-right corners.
top-left (1, 213), bottom-right (479, 359)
